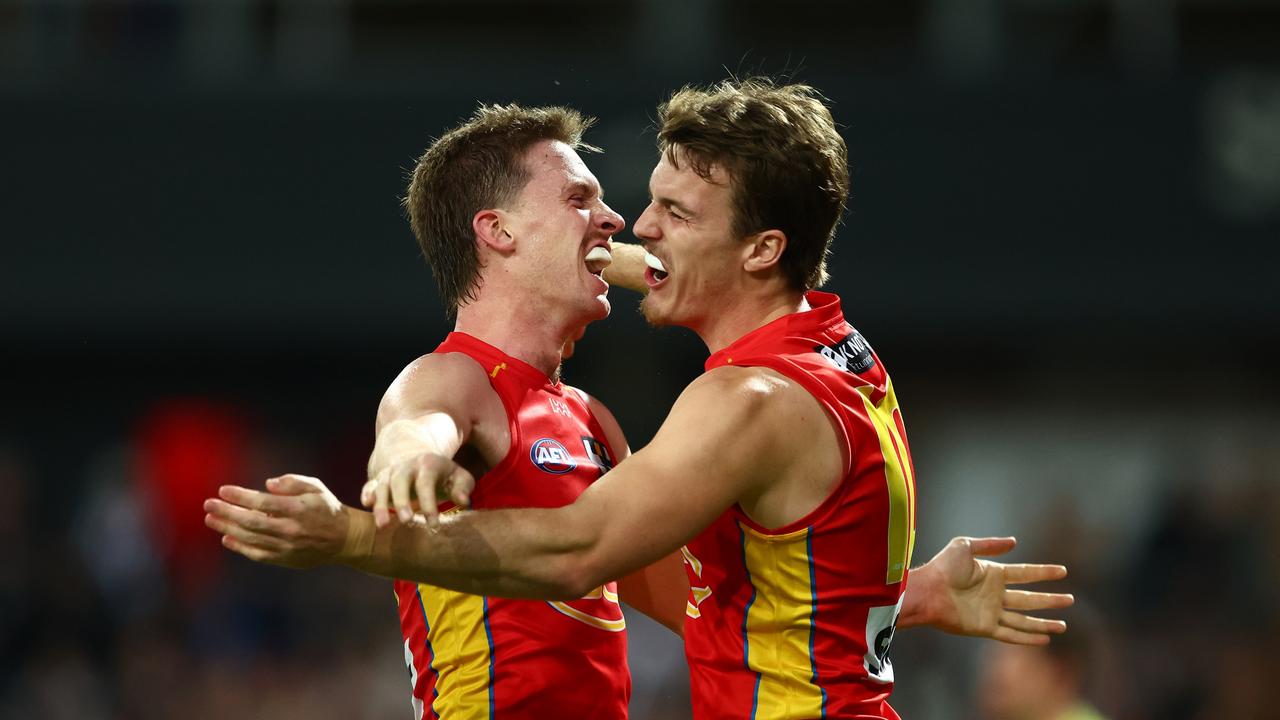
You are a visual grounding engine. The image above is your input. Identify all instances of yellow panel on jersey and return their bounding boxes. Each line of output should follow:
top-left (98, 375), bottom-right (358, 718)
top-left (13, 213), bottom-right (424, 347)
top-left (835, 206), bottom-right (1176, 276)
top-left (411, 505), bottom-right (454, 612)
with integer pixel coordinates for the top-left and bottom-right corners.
top-left (417, 583), bottom-right (493, 720)
top-left (856, 378), bottom-right (916, 584)
top-left (739, 523), bottom-right (825, 720)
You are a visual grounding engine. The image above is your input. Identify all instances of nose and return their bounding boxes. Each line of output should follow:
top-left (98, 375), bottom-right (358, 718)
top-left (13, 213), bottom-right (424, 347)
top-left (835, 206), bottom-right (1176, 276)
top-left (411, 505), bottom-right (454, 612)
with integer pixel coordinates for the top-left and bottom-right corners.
top-left (595, 201), bottom-right (625, 236)
top-left (633, 202), bottom-right (660, 243)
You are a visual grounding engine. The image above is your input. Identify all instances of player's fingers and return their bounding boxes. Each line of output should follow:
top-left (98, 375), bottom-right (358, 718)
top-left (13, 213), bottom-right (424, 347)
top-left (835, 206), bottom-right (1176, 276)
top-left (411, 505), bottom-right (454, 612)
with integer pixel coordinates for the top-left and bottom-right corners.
top-left (266, 474), bottom-right (321, 496)
top-left (221, 534), bottom-right (279, 564)
top-left (1000, 610), bottom-right (1067, 636)
top-left (360, 477), bottom-right (378, 508)
top-left (390, 463), bottom-right (416, 524)
top-left (449, 465), bottom-right (475, 508)
top-left (372, 468), bottom-right (392, 528)
top-left (219, 485), bottom-right (292, 514)
top-left (991, 625), bottom-right (1053, 646)
top-left (204, 498), bottom-right (292, 538)
top-left (205, 512), bottom-right (287, 551)
top-left (1002, 564), bottom-right (1069, 585)
top-left (413, 471), bottom-right (440, 528)
top-left (1004, 589), bottom-right (1075, 611)
top-left (964, 536), bottom-right (1017, 557)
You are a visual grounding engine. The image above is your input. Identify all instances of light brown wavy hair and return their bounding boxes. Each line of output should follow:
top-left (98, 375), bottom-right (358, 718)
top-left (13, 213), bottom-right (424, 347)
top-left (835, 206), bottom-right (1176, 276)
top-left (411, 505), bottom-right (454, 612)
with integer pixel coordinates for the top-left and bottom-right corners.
top-left (658, 78), bottom-right (849, 290)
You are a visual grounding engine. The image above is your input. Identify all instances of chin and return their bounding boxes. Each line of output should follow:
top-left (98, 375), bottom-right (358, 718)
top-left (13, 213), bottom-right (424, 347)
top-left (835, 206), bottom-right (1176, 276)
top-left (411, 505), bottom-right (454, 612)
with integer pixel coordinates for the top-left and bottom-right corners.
top-left (639, 295), bottom-right (676, 327)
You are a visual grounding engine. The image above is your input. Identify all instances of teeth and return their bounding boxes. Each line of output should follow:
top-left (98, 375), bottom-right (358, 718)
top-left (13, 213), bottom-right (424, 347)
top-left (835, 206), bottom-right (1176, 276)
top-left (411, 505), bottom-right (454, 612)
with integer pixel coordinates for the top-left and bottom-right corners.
top-left (585, 246), bottom-right (613, 266)
top-left (644, 252), bottom-right (667, 273)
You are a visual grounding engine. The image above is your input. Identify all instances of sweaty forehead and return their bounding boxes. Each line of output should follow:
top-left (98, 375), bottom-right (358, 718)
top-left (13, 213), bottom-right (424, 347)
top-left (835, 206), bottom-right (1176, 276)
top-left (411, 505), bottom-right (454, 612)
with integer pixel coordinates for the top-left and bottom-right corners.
top-left (525, 139), bottom-right (598, 190)
top-left (649, 150), bottom-right (733, 208)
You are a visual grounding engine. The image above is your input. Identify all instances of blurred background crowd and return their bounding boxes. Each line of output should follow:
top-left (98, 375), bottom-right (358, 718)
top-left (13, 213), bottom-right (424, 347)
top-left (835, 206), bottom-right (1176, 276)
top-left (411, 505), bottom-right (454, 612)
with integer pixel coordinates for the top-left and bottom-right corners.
top-left (2, 0), bottom-right (1278, 718)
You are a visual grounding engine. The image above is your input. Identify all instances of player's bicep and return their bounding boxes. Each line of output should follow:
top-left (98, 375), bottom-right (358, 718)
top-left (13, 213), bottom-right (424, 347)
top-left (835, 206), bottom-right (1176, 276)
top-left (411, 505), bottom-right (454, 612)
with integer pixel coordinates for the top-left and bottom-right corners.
top-left (370, 353), bottom-right (501, 469)
top-left (568, 369), bottom-right (784, 584)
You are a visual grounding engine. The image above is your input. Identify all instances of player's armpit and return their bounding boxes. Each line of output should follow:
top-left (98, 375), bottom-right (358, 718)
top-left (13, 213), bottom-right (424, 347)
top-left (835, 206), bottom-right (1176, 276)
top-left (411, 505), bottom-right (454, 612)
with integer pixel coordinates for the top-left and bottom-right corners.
top-left (618, 551), bottom-right (688, 637)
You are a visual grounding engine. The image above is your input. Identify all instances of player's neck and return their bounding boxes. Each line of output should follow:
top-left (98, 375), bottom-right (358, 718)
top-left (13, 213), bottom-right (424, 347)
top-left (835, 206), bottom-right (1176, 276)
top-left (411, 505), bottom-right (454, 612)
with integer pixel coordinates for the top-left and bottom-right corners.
top-left (696, 290), bottom-right (809, 355)
top-left (453, 300), bottom-right (573, 381)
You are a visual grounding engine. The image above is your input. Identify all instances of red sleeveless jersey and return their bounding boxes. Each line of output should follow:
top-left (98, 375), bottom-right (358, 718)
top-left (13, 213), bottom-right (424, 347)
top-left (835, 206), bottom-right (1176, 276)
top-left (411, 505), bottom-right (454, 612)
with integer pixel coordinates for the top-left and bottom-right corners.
top-left (682, 291), bottom-right (919, 720)
top-left (394, 332), bottom-right (630, 720)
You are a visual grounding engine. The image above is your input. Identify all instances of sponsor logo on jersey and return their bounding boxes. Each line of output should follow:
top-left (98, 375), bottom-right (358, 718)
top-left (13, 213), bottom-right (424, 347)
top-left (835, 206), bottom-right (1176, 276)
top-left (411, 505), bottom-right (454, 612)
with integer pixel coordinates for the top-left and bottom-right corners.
top-left (530, 438), bottom-right (576, 474)
top-left (549, 398), bottom-right (573, 418)
top-left (815, 330), bottom-right (875, 374)
top-left (581, 436), bottom-right (614, 475)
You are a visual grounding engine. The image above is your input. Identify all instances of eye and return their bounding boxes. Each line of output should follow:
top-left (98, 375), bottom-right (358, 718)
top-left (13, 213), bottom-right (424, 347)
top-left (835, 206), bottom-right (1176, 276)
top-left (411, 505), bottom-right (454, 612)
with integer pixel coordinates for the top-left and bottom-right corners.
top-left (669, 207), bottom-right (687, 222)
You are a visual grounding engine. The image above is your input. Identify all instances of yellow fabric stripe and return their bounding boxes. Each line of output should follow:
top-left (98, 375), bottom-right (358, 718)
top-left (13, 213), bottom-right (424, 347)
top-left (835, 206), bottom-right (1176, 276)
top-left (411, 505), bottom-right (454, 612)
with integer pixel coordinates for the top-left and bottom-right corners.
top-left (857, 378), bottom-right (916, 584)
top-left (418, 583), bottom-right (492, 720)
top-left (740, 523), bottom-right (825, 720)
top-left (546, 599), bottom-right (627, 632)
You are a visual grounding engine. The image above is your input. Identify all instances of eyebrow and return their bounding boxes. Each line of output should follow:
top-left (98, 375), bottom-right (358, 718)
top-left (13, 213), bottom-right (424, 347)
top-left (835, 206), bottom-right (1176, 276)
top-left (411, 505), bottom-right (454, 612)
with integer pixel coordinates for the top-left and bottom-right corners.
top-left (565, 179), bottom-right (603, 201)
top-left (653, 194), bottom-right (694, 217)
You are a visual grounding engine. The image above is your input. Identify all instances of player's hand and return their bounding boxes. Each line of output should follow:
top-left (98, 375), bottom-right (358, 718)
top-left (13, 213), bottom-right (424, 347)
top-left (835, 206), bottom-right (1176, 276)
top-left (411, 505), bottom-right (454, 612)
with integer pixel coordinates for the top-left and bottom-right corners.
top-left (360, 453), bottom-right (475, 529)
top-left (915, 536), bottom-right (1074, 645)
top-left (204, 474), bottom-right (351, 569)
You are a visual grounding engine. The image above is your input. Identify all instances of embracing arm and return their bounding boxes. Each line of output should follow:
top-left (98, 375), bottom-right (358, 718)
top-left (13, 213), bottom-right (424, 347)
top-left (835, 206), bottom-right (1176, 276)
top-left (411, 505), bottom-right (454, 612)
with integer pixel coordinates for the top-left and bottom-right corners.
top-left (579, 391), bottom-right (688, 636)
top-left (600, 241), bottom-right (650, 294)
top-left (346, 367), bottom-right (776, 597)
top-left (209, 367), bottom-right (777, 602)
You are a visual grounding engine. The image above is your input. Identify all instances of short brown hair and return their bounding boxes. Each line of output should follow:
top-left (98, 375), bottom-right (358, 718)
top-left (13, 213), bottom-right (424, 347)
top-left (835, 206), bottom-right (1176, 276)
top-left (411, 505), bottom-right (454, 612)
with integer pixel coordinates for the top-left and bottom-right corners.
top-left (405, 104), bottom-right (598, 314)
top-left (657, 78), bottom-right (849, 290)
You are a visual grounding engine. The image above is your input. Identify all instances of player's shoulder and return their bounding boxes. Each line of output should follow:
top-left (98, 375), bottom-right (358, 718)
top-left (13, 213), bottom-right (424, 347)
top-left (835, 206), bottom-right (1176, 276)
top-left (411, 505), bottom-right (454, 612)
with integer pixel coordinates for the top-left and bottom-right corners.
top-left (378, 351), bottom-right (498, 422)
top-left (564, 384), bottom-right (623, 430)
top-left (396, 351), bottom-right (493, 393)
top-left (565, 384), bottom-right (630, 456)
top-left (691, 364), bottom-right (800, 406)
top-left (682, 365), bottom-right (826, 433)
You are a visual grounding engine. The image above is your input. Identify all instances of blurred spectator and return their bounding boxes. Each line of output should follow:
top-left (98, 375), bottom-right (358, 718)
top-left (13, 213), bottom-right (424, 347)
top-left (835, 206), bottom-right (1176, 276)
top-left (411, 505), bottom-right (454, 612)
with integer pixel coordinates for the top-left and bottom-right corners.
top-left (976, 605), bottom-right (1111, 720)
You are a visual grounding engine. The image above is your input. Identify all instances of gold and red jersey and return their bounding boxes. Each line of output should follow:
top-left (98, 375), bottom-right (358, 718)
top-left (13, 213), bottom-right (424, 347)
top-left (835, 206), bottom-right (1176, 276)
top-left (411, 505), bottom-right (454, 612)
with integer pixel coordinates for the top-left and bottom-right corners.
top-left (394, 332), bottom-right (629, 720)
top-left (682, 291), bottom-right (919, 720)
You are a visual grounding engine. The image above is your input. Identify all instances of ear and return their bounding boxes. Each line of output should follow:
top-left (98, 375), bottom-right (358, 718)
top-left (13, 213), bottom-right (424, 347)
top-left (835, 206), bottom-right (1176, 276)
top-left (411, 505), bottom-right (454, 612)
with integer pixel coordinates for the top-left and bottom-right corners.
top-left (742, 229), bottom-right (787, 274)
top-left (473, 209), bottom-right (516, 255)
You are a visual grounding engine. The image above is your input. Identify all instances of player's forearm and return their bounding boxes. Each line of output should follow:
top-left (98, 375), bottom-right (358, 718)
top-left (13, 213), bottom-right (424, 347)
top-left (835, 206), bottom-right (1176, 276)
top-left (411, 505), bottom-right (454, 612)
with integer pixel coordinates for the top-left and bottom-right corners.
top-left (339, 504), bottom-right (600, 600)
top-left (601, 242), bottom-right (649, 294)
top-left (368, 413), bottom-right (466, 475)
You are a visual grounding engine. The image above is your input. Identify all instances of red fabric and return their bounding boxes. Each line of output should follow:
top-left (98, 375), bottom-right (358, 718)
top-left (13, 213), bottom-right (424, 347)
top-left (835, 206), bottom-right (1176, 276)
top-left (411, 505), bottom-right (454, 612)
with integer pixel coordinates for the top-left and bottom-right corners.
top-left (395, 332), bottom-right (630, 719)
top-left (682, 292), bottom-right (914, 720)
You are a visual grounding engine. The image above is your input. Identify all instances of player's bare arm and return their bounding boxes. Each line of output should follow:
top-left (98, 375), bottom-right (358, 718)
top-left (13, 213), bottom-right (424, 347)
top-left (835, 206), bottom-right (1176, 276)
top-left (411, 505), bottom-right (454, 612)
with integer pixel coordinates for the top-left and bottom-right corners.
top-left (362, 351), bottom-right (510, 525)
top-left (206, 364), bottom-right (1071, 643)
top-left (579, 389), bottom-right (689, 636)
top-left (599, 241), bottom-right (649, 294)
top-left (209, 365), bottom-right (786, 597)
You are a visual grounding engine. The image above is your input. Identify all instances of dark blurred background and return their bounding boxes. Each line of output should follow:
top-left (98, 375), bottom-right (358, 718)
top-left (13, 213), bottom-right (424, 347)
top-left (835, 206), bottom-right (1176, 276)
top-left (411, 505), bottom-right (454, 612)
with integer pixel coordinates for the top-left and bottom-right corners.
top-left (2, 1), bottom-right (1279, 718)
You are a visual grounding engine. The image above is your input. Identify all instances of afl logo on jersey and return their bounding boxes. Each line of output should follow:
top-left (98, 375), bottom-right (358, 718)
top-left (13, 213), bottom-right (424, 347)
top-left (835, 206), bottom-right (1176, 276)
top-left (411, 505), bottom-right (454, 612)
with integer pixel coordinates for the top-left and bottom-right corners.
top-left (530, 438), bottom-right (577, 474)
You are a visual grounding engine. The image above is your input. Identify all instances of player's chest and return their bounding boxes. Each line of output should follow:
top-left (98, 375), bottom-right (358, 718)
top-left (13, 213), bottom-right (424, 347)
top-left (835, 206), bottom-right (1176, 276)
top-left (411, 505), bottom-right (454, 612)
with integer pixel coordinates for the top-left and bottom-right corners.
top-left (480, 391), bottom-right (616, 507)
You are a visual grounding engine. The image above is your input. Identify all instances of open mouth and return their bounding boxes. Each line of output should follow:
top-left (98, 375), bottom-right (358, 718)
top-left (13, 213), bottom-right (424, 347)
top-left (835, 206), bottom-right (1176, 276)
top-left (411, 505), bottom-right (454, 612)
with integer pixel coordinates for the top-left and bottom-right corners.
top-left (585, 246), bottom-right (612, 278)
top-left (644, 251), bottom-right (668, 286)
